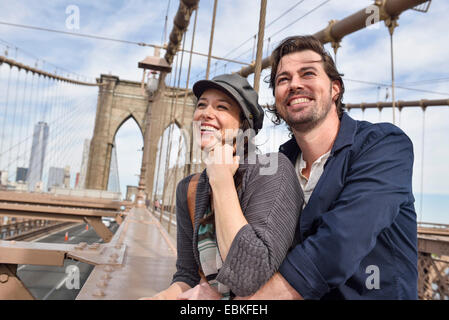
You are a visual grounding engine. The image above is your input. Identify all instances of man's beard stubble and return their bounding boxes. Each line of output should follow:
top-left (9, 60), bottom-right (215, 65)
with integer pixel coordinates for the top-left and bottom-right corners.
top-left (280, 87), bottom-right (333, 133)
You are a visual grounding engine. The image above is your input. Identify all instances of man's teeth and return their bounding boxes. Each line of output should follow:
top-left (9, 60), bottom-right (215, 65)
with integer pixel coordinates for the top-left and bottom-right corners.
top-left (200, 125), bottom-right (218, 132)
top-left (290, 97), bottom-right (311, 105)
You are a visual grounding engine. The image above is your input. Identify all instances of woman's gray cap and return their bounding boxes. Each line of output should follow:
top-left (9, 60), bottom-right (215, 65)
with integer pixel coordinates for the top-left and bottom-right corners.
top-left (192, 74), bottom-right (264, 134)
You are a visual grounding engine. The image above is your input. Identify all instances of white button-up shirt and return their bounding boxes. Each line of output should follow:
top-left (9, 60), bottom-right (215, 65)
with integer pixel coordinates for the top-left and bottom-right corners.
top-left (295, 151), bottom-right (331, 208)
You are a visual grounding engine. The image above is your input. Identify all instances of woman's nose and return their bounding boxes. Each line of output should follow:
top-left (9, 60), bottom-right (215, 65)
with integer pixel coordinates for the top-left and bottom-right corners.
top-left (200, 104), bottom-right (215, 119)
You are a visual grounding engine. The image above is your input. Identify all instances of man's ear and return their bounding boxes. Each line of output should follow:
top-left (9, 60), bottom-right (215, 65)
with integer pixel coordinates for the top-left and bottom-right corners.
top-left (331, 80), bottom-right (341, 103)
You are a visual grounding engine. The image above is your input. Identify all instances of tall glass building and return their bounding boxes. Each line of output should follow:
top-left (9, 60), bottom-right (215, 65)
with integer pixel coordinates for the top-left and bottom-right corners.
top-left (27, 122), bottom-right (49, 191)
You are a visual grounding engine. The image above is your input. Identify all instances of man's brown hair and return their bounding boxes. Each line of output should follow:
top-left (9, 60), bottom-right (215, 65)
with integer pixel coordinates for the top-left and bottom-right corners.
top-left (266, 35), bottom-right (345, 124)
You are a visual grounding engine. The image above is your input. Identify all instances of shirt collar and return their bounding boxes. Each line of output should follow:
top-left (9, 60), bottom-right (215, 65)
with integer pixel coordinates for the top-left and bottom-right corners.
top-left (279, 112), bottom-right (358, 160)
top-left (330, 112), bottom-right (357, 155)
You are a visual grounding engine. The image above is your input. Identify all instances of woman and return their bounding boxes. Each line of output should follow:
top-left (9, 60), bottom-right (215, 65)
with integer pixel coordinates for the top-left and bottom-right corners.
top-left (150, 74), bottom-right (303, 299)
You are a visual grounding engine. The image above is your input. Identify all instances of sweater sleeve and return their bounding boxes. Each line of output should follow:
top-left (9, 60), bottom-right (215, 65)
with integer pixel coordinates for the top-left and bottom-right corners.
top-left (216, 153), bottom-right (303, 296)
top-left (171, 176), bottom-right (201, 288)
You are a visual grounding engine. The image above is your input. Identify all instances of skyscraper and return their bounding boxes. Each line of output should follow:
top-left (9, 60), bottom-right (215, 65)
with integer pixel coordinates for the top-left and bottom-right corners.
top-left (27, 122), bottom-right (49, 191)
top-left (77, 139), bottom-right (90, 189)
top-left (107, 143), bottom-right (120, 193)
top-left (47, 167), bottom-right (64, 191)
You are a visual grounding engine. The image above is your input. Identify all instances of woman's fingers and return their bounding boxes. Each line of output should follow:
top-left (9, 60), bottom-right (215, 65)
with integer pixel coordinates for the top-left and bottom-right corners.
top-left (176, 283), bottom-right (222, 300)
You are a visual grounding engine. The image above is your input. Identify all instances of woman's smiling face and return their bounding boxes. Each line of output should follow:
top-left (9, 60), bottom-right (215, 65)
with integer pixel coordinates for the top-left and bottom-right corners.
top-left (193, 88), bottom-right (241, 150)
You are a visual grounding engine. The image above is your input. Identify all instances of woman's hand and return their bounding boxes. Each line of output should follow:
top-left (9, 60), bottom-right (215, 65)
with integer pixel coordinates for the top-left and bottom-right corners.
top-left (177, 281), bottom-right (222, 300)
top-left (205, 140), bottom-right (240, 189)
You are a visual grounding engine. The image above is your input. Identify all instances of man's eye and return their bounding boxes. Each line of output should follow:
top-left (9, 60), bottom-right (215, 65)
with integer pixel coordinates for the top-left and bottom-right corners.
top-left (303, 71), bottom-right (316, 77)
top-left (217, 105), bottom-right (228, 110)
top-left (277, 77), bottom-right (288, 84)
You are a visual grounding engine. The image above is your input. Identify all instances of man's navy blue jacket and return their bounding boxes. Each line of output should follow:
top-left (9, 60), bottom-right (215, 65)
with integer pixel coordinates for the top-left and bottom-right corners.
top-left (278, 112), bottom-right (418, 300)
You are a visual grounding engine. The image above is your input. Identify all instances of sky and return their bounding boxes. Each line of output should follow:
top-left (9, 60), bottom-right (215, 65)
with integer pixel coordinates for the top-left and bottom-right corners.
top-left (0, 0), bottom-right (448, 223)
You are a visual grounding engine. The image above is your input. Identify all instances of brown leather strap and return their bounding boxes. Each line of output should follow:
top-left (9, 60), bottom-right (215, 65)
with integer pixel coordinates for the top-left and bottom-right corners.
top-left (187, 173), bottom-right (201, 229)
top-left (187, 173), bottom-right (206, 280)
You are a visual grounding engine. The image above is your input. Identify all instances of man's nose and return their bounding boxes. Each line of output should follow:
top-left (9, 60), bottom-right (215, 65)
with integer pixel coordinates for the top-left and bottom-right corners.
top-left (289, 75), bottom-right (304, 91)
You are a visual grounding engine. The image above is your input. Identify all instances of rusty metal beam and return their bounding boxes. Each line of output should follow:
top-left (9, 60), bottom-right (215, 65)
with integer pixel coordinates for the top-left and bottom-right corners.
top-left (418, 235), bottom-right (449, 256)
top-left (0, 230), bottom-right (126, 267)
top-left (0, 191), bottom-right (130, 211)
top-left (0, 241), bottom-right (73, 266)
top-left (0, 203), bottom-right (119, 221)
top-left (237, 0), bottom-right (429, 77)
top-left (0, 264), bottom-right (35, 300)
top-left (346, 98), bottom-right (449, 110)
top-left (418, 227), bottom-right (449, 237)
top-left (83, 217), bottom-right (113, 243)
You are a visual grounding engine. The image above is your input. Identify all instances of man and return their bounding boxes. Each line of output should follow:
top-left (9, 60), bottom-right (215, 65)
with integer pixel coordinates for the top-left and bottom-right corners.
top-left (181, 35), bottom-right (417, 300)
top-left (246, 35), bottom-right (417, 300)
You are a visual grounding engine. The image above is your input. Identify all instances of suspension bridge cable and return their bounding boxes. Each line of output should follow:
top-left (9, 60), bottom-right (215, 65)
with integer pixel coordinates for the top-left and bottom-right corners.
top-left (343, 78), bottom-right (449, 96)
top-left (16, 69), bottom-right (29, 168)
top-left (0, 38), bottom-right (92, 82)
top-left (167, 8), bottom-right (199, 231)
top-left (265, 0), bottom-right (307, 29)
top-left (194, 0), bottom-right (310, 81)
top-left (419, 108), bottom-right (426, 222)
top-left (161, 0), bottom-right (172, 46)
top-left (220, 0), bottom-right (307, 61)
top-left (161, 34), bottom-right (187, 219)
top-left (23, 70), bottom-right (36, 167)
top-left (269, 0), bottom-right (332, 39)
top-left (0, 64), bottom-right (12, 170)
top-left (2, 93), bottom-right (95, 185)
top-left (152, 70), bottom-right (175, 203)
top-left (7, 67), bottom-right (22, 177)
top-left (155, 52), bottom-right (180, 215)
top-left (0, 21), bottom-right (156, 48)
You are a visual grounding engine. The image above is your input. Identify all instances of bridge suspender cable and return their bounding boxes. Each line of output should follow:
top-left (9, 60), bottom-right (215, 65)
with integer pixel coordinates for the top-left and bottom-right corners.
top-left (419, 107), bottom-right (426, 222)
top-left (236, 0), bottom-right (431, 78)
top-left (0, 63), bottom-right (12, 170)
top-left (205, 0), bottom-right (218, 80)
top-left (160, 33), bottom-right (188, 223)
top-left (0, 55), bottom-right (99, 86)
top-left (166, 8), bottom-right (199, 233)
top-left (254, 0), bottom-right (268, 93)
top-left (159, 54), bottom-right (180, 221)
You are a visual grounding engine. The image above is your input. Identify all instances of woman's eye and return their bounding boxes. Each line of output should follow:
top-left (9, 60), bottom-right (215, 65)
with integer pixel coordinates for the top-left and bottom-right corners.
top-left (196, 103), bottom-right (206, 109)
top-left (217, 105), bottom-right (228, 110)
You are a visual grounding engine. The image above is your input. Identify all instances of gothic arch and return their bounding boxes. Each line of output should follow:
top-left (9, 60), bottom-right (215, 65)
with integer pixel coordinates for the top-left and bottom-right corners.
top-left (85, 74), bottom-right (196, 194)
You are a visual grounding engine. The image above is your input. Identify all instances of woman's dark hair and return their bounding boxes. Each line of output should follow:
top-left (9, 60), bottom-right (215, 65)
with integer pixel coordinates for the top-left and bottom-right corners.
top-left (266, 35), bottom-right (345, 124)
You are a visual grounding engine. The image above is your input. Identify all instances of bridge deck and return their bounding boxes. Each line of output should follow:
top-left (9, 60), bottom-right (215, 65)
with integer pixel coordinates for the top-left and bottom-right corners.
top-left (76, 207), bottom-right (177, 299)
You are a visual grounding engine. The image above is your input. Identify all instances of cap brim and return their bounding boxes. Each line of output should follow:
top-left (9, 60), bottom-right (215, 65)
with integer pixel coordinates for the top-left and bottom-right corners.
top-left (193, 80), bottom-right (239, 104)
top-left (192, 78), bottom-right (263, 134)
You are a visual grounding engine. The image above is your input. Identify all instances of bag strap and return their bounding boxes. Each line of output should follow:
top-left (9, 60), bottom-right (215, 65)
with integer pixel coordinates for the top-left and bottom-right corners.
top-left (187, 173), bottom-right (207, 280)
top-left (187, 173), bottom-right (201, 229)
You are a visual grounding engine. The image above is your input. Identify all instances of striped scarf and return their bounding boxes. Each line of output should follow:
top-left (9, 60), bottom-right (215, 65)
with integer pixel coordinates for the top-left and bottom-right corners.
top-left (197, 204), bottom-right (231, 299)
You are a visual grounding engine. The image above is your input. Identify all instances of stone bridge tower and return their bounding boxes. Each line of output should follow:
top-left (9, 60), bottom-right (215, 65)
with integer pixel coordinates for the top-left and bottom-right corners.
top-left (85, 74), bottom-right (196, 198)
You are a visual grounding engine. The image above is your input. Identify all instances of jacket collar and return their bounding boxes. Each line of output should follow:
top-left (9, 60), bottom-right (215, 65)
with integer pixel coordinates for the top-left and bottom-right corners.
top-left (279, 112), bottom-right (358, 162)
